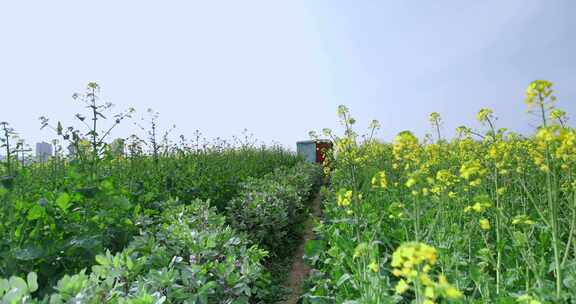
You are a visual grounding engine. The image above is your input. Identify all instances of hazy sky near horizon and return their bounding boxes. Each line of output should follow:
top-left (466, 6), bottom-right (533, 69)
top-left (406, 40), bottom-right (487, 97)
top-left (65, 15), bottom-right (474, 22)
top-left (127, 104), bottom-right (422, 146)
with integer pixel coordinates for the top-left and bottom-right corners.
top-left (1, 1), bottom-right (575, 151)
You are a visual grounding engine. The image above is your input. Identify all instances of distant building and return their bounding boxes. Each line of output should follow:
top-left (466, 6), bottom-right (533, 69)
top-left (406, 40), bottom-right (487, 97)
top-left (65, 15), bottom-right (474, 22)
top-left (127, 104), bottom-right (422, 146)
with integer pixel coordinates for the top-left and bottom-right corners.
top-left (36, 142), bottom-right (53, 162)
top-left (296, 140), bottom-right (333, 164)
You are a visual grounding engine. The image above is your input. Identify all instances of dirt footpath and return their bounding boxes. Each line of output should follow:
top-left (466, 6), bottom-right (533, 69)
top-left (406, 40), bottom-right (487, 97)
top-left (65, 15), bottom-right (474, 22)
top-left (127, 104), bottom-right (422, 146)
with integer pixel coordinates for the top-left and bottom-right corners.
top-left (282, 190), bottom-right (322, 304)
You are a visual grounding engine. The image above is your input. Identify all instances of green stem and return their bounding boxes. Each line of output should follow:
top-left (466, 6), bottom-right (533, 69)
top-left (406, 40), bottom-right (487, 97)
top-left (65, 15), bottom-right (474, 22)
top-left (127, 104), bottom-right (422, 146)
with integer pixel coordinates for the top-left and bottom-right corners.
top-left (494, 164), bottom-right (501, 295)
top-left (414, 195), bottom-right (420, 242)
top-left (540, 97), bottom-right (561, 298)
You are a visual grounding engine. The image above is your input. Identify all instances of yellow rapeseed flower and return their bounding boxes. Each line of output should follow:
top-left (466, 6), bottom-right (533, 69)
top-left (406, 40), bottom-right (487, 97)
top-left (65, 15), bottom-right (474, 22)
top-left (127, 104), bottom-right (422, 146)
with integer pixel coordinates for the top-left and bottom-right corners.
top-left (371, 171), bottom-right (387, 189)
top-left (337, 189), bottom-right (353, 207)
top-left (392, 243), bottom-right (463, 302)
top-left (444, 286), bottom-right (463, 299)
top-left (406, 178), bottom-right (416, 188)
top-left (420, 273), bottom-right (434, 286)
top-left (422, 188), bottom-right (429, 196)
top-left (525, 80), bottom-right (554, 108)
top-left (517, 294), bottom-right (542, 304)
top-left (479, 218), bottom-right (491, 230)
top-left (477, 108), bottom-right (493, 123)
top-left (368, 260), bottom-right (379, 273)
top-left (472, 203), bottom-right (483, 213)
top-left (437, 275), bottom-right (463, 299)
top-left (424, 286), bottom-right (435, 298)
top-left (469, 178), bottom-right (482, 187)
top-left (395, 279), bottom-right (409, 294)
top-left (512, 215), bottom-right (535, 226)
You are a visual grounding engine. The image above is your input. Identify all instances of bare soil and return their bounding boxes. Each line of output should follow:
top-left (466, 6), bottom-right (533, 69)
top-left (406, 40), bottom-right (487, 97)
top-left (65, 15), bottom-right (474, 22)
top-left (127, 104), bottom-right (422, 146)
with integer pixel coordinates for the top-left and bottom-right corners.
top-left (282, 191), bottom-right (322, 304)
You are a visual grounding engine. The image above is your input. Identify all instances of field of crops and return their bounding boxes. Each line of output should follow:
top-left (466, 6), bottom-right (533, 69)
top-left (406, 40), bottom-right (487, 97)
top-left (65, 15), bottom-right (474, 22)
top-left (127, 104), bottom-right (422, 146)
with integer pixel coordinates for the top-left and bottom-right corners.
top-left (0, 140), bottom-right (325, 302)
top-left (2, 80), bottom-right (576, 303)
top-left (0, 83), bottom-right (325, 303)
top-left (302, 80), bottom-right (576, 303)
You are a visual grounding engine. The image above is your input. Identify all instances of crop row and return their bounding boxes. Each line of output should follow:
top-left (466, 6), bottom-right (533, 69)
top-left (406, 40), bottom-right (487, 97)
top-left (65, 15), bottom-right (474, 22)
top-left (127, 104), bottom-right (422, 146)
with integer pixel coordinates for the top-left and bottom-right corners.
top-left (0, 146), bottom-right (300, 298)
top-left (304, 81), bottom-right (576, 303)
top-left (1, 157), bottom-right (320, 303)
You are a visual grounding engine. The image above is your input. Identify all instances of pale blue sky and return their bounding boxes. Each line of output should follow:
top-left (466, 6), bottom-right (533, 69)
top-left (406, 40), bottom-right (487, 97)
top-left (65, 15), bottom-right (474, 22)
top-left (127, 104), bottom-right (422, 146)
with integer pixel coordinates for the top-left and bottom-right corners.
top-left (1, 1), bottom-right (575, 151)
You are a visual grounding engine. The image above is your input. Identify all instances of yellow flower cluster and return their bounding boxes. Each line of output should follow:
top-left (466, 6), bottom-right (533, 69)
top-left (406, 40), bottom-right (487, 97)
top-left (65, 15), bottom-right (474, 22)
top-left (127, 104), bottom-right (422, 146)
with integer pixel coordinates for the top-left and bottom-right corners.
top-left (429, 112), bottom-right (441, 125)
top-left (525, 80), bottom-right (554, 108)
top-left (424, 143), bottom-right (447, 166)
top-left (487, 140), bottom-right (513, 173)
top-left (476, 108), bottom-right (493, 123)
top-left (392, 242), bottom-right (437, 278)
top-left (391, 242), bottom-right (462, 303)
top-left (549, 108), bottom-right (567, 123)
top-left (464, 195), bottom-right (491, 213)
top-left (393, 131), bottom-right (421, 168)
top-left (368, 260), bottom-right (379, 273)
top-left (528, 125), bottom-right (576, 173)
top-left (530, 126), bottom-right (560, 172)
top-left (457, 137), bottom-right (478, 156)
top-left (337, 189), bottom-right (353, 207)
top-left (517, 294), bottom-right (542, 304)
top-left (556, 128), bottom-right (576, 166)
top-left (371, 171), bottom-right (387, 189)
top-left (405, 177), bottom-right (417, 188)
top-left (459, 160), bottom-right (485, 187)
top-left (435, 169), bottom-right (454, 186)
top-left (464, 202), bottom-right (490, 213)
top-left (459, 161), bottom-right (480, 180)
top-left (479, 218), bottom-right (491, 230)
top-left (436, 274), bottom-right (464, 300)
top-left (512, 215), bottom-right (535, 226)
top-left (335, 137), bottom-right (369, 166)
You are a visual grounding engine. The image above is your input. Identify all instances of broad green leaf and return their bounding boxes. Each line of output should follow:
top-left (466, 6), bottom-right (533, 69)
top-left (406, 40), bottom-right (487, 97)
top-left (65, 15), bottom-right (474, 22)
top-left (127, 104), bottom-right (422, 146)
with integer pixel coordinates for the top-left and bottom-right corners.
top-left (113, 254), bottom-right (120, 268)
top-left (9, 276), bottom-right (28, 292)
top-left (26, 205), bottom-right (44, 221)
top-left (113, 196), bottom-right (132, 210)
top-left (14, 199), bottom-right (24, 211)
top-left (198, 281), bottom-right (218, 295)
top-left (126, 257), bottom-right (134, 270)
top-left (68, 235), bottom-right (101, 249)
top-left (0, 278), bottom-right (9, 293)
top-left (56, 192), bottom-right (71, 212)
top-left (95, 254), bottom-right (109, 266)
top-left (100, 180), bottom-right (113, 192)
top-left (14, 245), bottom-right (44, 261)
top-left (26, 272), bottom-right (38, 292)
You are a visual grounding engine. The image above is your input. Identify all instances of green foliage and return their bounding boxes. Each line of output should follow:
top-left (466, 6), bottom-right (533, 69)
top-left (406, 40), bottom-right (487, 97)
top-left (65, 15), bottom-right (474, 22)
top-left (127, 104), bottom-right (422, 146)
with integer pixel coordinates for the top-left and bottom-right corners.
top-left (303, 81), bottom-right (576, 303)
top-left (0, 272), bottom-right (38, 304)
top-left (1, 81), bottom-right (313, 303)
top-left (0, 143), bottom-right (297, 296)
top-left (227, 163), bottom-right (321, 256)
top-left (2, 200), bottom-right (271, 303)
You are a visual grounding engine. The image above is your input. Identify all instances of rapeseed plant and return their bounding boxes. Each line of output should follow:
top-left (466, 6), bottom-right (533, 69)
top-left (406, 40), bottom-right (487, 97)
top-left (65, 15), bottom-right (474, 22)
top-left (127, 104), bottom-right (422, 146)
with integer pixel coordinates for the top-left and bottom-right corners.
top-left (303, 80), bottom-right (576, 303)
